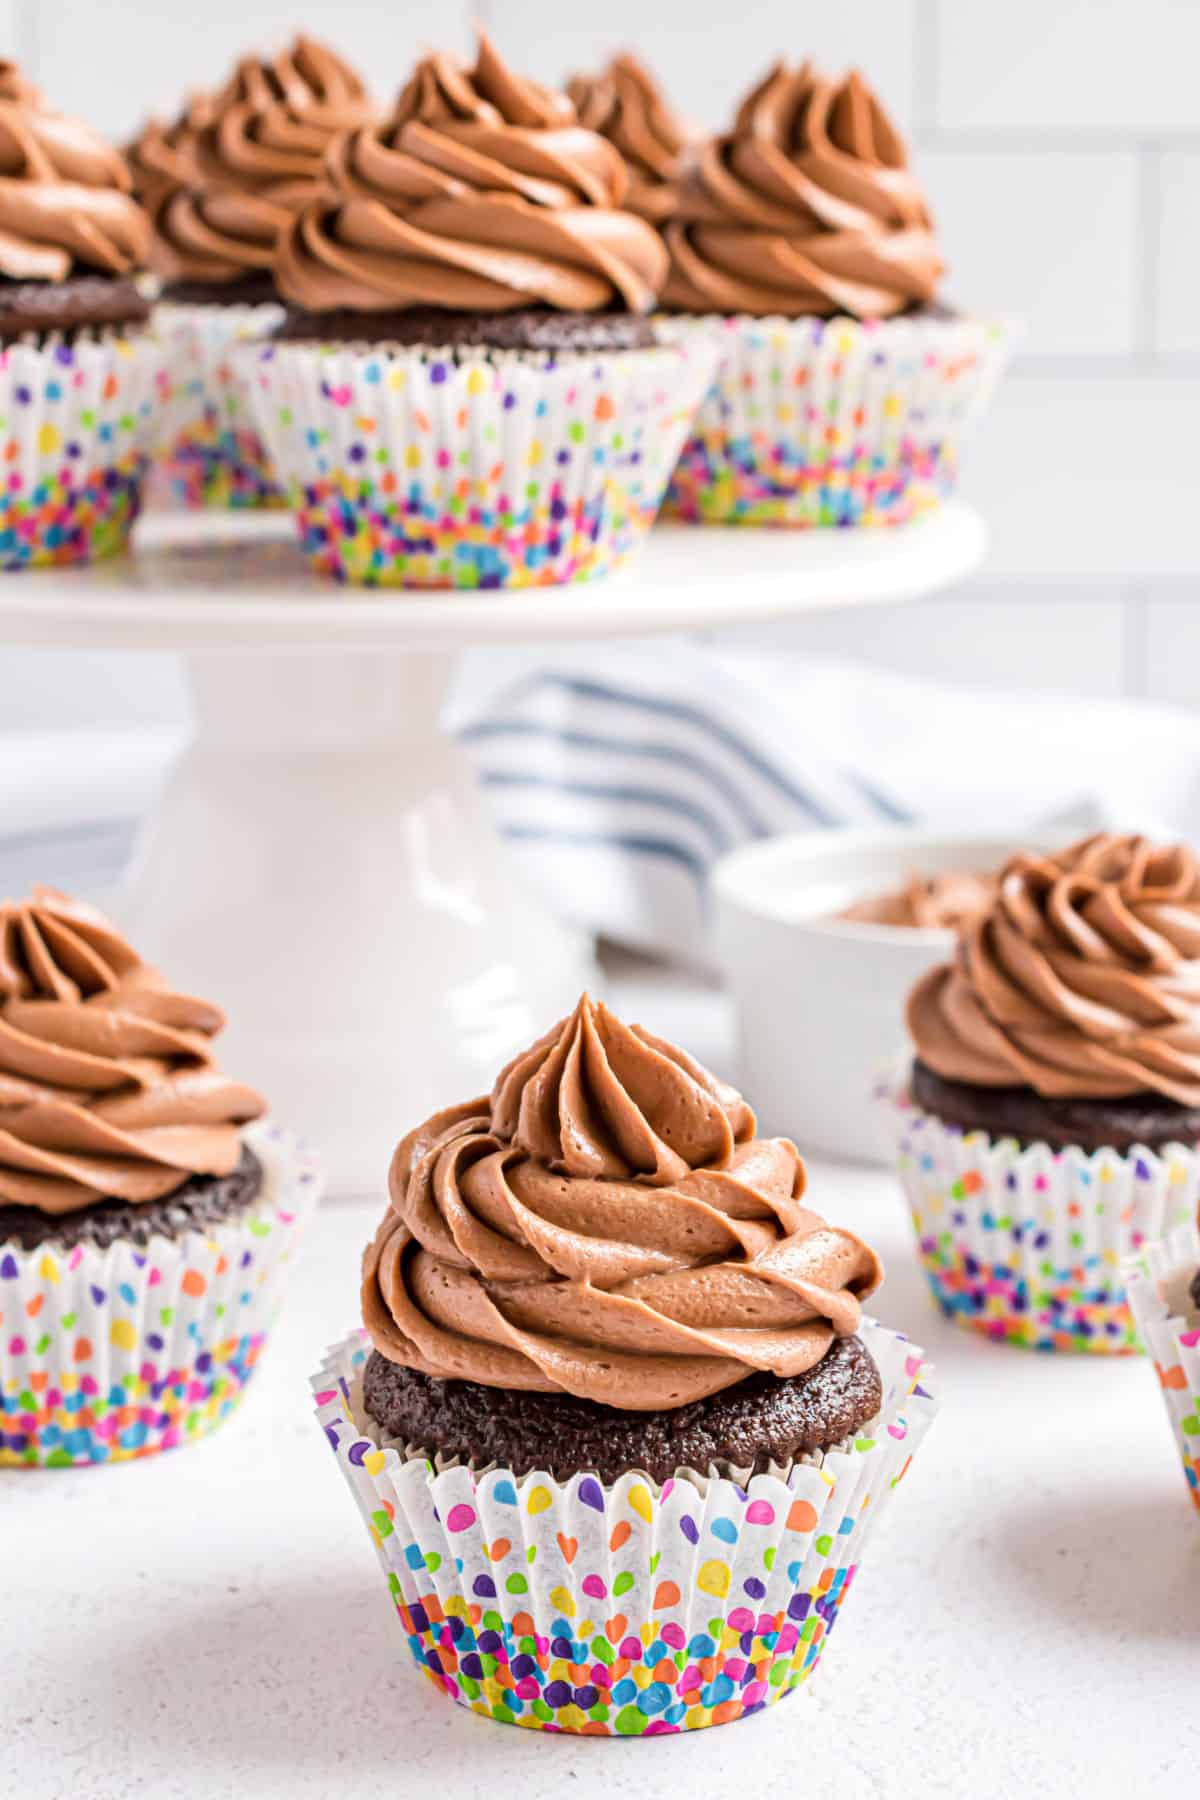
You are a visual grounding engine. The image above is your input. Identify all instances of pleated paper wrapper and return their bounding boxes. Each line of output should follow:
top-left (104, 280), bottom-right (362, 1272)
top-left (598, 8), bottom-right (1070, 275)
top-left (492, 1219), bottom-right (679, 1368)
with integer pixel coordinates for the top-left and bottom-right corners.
top-left (879, 1063), bottom-right (1200, 1352)
top-left (0, 1121), bottom-right (323, 1467)
top-left (0, 329), bottom-right (166, 568)
top-left (240, 336), bottom-right (715, 589)
top-left (1125, 1224), bottom-right (1200, 1514)
top-left (311, 1315), bottom-right (936, 1736)
top-left (150, 299), bottom-right (285, 509)
top-left (655, 312), bottom-right (1011, 528)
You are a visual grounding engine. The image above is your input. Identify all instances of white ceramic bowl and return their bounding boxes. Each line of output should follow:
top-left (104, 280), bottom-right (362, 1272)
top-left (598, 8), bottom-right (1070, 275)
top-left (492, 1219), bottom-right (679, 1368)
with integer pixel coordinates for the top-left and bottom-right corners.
top-left (711, 827), bottom-right (1067, 1164)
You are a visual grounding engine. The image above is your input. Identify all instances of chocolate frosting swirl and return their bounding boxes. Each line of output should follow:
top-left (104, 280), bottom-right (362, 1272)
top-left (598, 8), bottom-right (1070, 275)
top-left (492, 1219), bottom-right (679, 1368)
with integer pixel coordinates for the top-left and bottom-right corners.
top-left (908, 835), bottom-right (1200, 1103)
top-left (0, 888), bottom-right (265, 1214)
top-left (132, 36), bottom-right (374, 286)
top-left (842, 870), bottom-right (997, 931)
top-left (0, 69), bottom-right (150, 281)
top-left (566, 54), bottom-right (691, 224)
top-left (275, 32), bottom-right (668, 315)
top-left (662, 60), bottom-right (943, 318)
top-left (362, 995), bottom-right (881, 1411)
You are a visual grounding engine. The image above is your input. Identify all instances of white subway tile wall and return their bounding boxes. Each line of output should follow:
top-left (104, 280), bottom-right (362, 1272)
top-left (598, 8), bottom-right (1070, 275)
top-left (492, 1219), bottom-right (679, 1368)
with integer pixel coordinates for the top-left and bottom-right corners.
top-left (2, 0), bottom-right (1198, 718)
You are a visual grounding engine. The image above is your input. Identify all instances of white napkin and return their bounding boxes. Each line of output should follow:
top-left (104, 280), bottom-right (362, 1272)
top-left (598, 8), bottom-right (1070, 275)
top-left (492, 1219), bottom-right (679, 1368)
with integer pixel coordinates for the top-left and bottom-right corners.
top-left (447, 642), bottom-right (1200, 957)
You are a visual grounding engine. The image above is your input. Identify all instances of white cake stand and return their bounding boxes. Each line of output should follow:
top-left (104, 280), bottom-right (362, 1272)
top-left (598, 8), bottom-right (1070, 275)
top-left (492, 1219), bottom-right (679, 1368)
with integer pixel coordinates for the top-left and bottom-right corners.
top-left (0, 504), bottom-right (985, 1191)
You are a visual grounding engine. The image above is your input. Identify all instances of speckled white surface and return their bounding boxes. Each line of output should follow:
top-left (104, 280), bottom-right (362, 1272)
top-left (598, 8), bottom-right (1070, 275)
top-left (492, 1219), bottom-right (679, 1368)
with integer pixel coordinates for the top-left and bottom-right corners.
top-left (5, 970), bottom-right (1199, 1799)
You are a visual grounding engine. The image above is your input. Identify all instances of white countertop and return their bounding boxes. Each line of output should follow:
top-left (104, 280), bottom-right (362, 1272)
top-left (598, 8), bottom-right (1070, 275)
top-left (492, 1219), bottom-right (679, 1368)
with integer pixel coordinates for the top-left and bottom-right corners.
top-left (5, 967), bottom-right (1198, 1800)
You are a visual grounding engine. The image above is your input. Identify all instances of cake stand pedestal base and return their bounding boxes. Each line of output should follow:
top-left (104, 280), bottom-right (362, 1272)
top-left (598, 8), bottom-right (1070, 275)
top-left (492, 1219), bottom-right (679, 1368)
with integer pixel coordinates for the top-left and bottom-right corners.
top-left (122, 650), bottom-right (595, 1196)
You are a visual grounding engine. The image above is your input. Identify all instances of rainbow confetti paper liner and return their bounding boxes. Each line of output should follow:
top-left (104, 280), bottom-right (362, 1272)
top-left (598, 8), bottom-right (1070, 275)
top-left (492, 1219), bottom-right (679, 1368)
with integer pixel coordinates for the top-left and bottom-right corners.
top-left (879, 1063), bottom-right (1200, 1352)
top-left (0, 1120), bottom-right (323, 1467)
top-left (241, 336), bottom-right (715, 588)
top-left (150, 300), bottom-right (285, 510)
top-left (1125, 1225), bottom-right (1200, 1514)
top-left (655, 312), bottom-right (1011, 529)
top-left (312, 1316), bottom-right (935, 1736)
top-left (0, 330), bottom-right (167, 568)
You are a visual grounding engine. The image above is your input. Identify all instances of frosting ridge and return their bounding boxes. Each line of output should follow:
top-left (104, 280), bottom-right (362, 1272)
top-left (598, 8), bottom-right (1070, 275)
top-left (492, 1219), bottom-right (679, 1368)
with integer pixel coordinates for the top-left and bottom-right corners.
top-left (362, 994), bottom-right (881, 1410)
top-left (907, 834), bottom-right (1200, 1102)
top-left (0, 70), bottom-right (150, 281)
top-left (131, 35), bottom-right (374, 286)
top-left (662, 60), bottom-right (942, 317)
top-left (0, 888), bottom-right (264, 1212)
top-left (275, 32), bottom-right (669, 315)
top-left (566, 54), bottom-right (691, 223)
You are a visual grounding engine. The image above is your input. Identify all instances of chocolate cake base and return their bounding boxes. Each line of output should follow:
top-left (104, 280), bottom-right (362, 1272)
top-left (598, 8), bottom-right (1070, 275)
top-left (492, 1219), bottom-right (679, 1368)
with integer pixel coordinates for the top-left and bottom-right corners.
top-left (0, 1145), bottom-right (265, 1253)
top-left (1191, 1269), bottom-right (1200, 1310)
top-left (361, 1334), bottom-right (882, 1484)
top-left (162, 275), bottom-right (282, 309)
top-left (275, 304), bottom-right (656, 354)
top-left (0, 275), bottom-right (150, 344)
top-left (911, 1058), bottom-right (1200, 1154)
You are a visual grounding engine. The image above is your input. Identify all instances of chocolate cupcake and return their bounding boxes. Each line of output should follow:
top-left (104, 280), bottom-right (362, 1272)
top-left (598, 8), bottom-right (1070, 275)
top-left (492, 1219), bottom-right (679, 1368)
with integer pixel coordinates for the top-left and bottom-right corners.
top-left (0, 887), bottom-right (323, 1466)
top-left (313, 994), bottom-right (937, 1735)
top-left (654, 60), bottom-right (1009, 527)
top-left (1125, 1222), bottom-right (1200, 1516)
top-left (566, 53), bottom-right (693, 225)
top-left (129, 34), bottom-right (375, 508)
top-left (880, 834), bottom-right (1200, 1351)
top-left (0, 63), bottom-right (164, 565)
top-left (247, 32), bottom-right (715, 587)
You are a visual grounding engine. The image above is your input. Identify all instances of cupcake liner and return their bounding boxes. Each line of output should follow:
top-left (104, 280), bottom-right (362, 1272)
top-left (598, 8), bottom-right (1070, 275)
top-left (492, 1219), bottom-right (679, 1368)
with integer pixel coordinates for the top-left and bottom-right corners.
top-left (151, 300), bottom-right (285, 510)
top-left (1124, 1225), bottom-right (1200, 1513)
top-left (655, 312), bottom-right (1011, 528)
top-left (311, 1316), bottom-right (935, 1735)
top-left (0, 329), bottom-right (167, 568)
top-left (0, 1121), bottom-right (323, 1467)
top-left (878, 1063), bottom-right (1200, 1352)
top-left (240, 336), bottom-right (716, 588)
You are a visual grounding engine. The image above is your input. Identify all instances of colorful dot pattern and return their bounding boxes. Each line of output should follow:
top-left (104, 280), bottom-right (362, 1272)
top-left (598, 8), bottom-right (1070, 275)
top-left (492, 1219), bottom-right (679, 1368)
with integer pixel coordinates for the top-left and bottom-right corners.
top-left (313, 1317), bottom-right (937, 1735)
top-left (1125, 1225), bottom-right (1200, 1516)
top-left (152, 301), bottom-right (284, 512)
top-left (880, 1072), bottom-right (1200, 1354)
top-left (0, 333), bottom-right (165, 568)
top-left (0, 1123), bottom-right (322, 1467)
top-left (657, 313), bottom-right (1009, 530)
top-left (246, 339), bottom-right (713, 589)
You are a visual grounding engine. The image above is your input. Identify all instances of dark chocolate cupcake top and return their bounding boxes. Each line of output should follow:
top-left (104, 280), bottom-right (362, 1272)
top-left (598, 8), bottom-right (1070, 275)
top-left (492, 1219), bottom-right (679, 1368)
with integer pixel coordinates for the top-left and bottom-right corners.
top-left (0, 66), bottom-right (151, 282)
top-left (131, 35), bottom-right (375, 288)
top-left (274, 32), bottom-right (669, 316)
top-left (0, 888), bottom-right (264, 1213)
top-left (662, 60), bottom-right (942, 317)
top-left (362, 994), bottom-right (882, 1411)
top-left (907, 833), bottom-right (1200, 1102)
top-left (566, 54), bottom-right (692, 225)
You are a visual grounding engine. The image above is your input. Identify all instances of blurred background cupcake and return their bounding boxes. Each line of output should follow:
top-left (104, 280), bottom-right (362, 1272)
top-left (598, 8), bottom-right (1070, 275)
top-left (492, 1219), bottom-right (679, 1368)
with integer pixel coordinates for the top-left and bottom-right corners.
top-left (129, 34), bottom-right (375, 509)
top-left (880, 833), bottom-right (1200, 1352)
top-left (656, 59), bottom-right (1009, 527)
top-left (1125, 1225), bottom-right (1200, 1514)
top-left (314, 994), bottom-right (935, 1735)
top-left (566, 52), bottom-right (694, 225)
top-left (248, 32), bottom-right (714, 588)
top-left (0, 62), bottom-right (164, 567)
top-left (0, 887), bottom-right (322, 1466)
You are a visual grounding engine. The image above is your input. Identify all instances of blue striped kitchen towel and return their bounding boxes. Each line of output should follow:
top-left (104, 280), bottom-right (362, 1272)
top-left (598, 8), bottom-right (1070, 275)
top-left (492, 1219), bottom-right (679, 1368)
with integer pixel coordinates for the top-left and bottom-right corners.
top-left (448, 643), bottom-right (1200, 958)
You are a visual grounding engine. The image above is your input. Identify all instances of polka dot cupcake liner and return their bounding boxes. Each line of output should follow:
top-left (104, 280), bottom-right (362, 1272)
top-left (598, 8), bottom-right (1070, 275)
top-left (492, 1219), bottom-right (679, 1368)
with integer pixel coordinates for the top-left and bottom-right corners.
top-left (1125, 1225), bottom-right (1200, 1515)
top-left (878, 1065), bottom-right (1200, 1353)
top-left (150, 301), bottom-right (285, 511)
top-left (0, 330), bottom-right (167, 568)
top-left (655, 313), bottom-right (1011, 529)
top-left (0, 1121), bottom-right (324, 1468)
top-left (312, 1317), bottom-right (936, 1736)
top-left (240, 336), bottom-right (715, 589)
